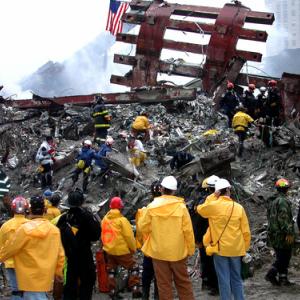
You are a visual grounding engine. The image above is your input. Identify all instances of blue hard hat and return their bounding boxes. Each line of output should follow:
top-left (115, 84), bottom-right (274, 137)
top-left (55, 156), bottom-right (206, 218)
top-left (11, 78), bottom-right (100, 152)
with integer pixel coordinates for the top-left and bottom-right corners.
top-left (43, 189), bottom-right (53, 198)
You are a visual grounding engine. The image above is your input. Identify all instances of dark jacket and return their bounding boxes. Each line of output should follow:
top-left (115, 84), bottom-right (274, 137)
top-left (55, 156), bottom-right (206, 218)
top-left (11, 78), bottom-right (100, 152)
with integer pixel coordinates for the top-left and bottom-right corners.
top-left (77, 147), bottom-right (96, 168)
top-left (220, 90), bottom-right (240, 114)
top-left (242, 90), bottom-right (256, 118)
top-left (265, 88), bottom-right (282, 117)
top-left (267, 194), bottom-right (295, 249)
top-left (92, 103), bottom-right (111, 129)
top-left (170, 151), bottom-right (194, 171)
top-left (94, 144), bottom-right (112, 170)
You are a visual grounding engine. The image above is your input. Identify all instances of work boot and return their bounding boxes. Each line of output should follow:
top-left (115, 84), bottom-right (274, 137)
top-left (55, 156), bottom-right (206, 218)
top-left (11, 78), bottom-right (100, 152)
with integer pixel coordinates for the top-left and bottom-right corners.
top-left (265, 271), bottom-right (280, 286)
top-left (279, 274), bottom-right (295, 286)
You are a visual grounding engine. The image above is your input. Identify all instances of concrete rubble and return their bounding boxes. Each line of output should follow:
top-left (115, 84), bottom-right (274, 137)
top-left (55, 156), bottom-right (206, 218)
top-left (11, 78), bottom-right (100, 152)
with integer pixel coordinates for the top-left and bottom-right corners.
top-left (1, 93), bottom-right (300, 297)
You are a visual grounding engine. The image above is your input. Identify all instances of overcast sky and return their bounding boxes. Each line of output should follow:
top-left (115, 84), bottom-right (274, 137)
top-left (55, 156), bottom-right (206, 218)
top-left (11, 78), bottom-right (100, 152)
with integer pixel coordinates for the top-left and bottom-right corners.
top-left (0, 0), bottom-right (270, 96)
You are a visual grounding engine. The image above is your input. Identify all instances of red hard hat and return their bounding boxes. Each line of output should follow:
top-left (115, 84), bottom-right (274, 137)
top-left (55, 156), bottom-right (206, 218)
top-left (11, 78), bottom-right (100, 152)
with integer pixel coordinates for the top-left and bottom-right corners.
top-left (227, 82), bottom-right (234, 89)
top-left (11, 196), bottom-right (29, 214)
top-left (275, 178), bottom-right (290, 189)
top-left (110, 197), bottom-right (124, 209)
top-left (268, 80), bottom-right (277, 87)
top-left (248, 84), bottom-right (256, 90)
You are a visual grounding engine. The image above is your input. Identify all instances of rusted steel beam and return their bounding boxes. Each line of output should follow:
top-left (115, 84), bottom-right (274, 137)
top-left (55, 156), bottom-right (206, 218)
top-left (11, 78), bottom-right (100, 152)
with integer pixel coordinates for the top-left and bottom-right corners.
top-left (110, 75), bottom-right (133, 87)
top-left (3, 88), bottom-right (197, 109)
top-left (123, 14), bottom-right (268, 42)
top-left (129, 1), bottom-right (274, 24)
top-left (235, 73), bottom-right (280, 88)
top-left (114, 54), bottom-right (203, 78)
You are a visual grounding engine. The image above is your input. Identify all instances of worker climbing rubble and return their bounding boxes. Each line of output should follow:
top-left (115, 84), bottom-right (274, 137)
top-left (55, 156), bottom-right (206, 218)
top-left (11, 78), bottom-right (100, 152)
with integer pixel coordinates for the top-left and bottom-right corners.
top-left (127, 135), bottom-right (148, 169)
top-left (35, 136), bottom-right (56, 189)
top-left (0, 196), bottom-right (29, 299)
top-left (91, 95), bottom-right (112, 145)
top-left (131, 112), bottom-right (151, 142)
top-left (101, 196), bottom-right (142, 299)
top-left (265, 178), bottom-right (295, 286)
top-left (232, 106), bottom-right (255, 157)
top-left (219, 82), bottom-right (240, 127)
top-left (138, 176), bottom-right (195, 300)
top-left (72, 140), bottom-right (97, 194)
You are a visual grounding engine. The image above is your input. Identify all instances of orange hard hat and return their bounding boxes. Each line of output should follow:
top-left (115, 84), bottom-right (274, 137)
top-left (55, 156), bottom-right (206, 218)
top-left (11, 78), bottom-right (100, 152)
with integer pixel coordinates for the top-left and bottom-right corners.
top-left (275, 178), bottom-right (290, 188)
top-left (268, 80), bottom-right (277, 87)
top-left (110, 197), bottom-right (124, 209)
top-left (248, 84), bottom-right (256, 90)
top-left (227, 82), bottom-right (234, 89)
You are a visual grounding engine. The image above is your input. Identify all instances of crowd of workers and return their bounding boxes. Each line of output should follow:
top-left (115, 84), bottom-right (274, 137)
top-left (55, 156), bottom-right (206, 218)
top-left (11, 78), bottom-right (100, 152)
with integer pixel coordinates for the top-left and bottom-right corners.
top-left (0, 83), bottom-right (297, 300)
top-left (0, 165), bottom-right (297, 300)
top-left (220, 80), bottom-right (282, 156)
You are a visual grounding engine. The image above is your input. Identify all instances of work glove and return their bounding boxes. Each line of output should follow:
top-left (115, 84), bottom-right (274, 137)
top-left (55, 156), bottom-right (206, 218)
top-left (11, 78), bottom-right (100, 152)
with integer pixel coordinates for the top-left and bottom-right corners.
top-left (286, 235), bottom-right (294, 244)
top-left (48, 148), bottom-right (55, 155)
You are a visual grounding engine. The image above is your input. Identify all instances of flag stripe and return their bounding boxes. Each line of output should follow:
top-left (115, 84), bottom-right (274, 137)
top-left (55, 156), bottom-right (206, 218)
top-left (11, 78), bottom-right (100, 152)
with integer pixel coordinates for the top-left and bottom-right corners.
top-left (106, 1), bottom-right (129, 36)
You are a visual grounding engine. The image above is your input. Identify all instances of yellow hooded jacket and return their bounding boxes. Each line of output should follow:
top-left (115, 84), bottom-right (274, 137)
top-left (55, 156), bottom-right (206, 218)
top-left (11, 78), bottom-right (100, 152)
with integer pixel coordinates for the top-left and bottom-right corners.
top-left (132, 116), bottom-right (150, 131)
top-left (44, 206), bottom-right (61, 221)
top-left (138, 195), bottom-right (195, 261)
top-left (0, 215), bottom-right (29, 268)
top-left (232, 111), bottom-right (254, 132)
top-left (197, 196), bottom-right (251, 257)
top-left (0, 218), bottom-right (65, 292)
top-left (101, 209), bottom-right (136, 256)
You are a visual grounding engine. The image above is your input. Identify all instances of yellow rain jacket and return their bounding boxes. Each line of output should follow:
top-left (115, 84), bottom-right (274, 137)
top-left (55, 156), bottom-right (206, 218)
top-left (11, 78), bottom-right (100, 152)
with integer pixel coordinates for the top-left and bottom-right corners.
top-left (132, 116), bottom-right (150, 131)
top-left (197, 196), bottom-right (251, 257)
top-left (139, 195), bottom-right (195, 261)
top-left (0, 215), bottom-right (29, 268)
top-left (101, 209), bottom-right (136, 256)
top-left (44, 206), bottom-right (61, 221)
top-left (0, 218), bottom-right (65, 292)
top-left (135, 207), bottom-right (148, 249)
top-left (232, 111), bottom-right (254, 132)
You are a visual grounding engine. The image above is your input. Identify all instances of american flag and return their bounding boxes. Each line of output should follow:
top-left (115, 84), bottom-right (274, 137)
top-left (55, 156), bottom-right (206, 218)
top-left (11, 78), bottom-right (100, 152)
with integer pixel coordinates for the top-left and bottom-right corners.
top-left (106, 0), bottom-right (129, 36)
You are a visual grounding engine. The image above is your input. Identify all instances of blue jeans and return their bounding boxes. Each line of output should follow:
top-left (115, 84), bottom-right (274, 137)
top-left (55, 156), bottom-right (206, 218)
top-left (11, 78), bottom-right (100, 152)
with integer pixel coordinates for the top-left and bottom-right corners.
top-left (23, 292), bottom-right (48, 300)
top-left (213, 255), bottom-right (244, 300)
top-left (6, 268), bottom-right (22, 300)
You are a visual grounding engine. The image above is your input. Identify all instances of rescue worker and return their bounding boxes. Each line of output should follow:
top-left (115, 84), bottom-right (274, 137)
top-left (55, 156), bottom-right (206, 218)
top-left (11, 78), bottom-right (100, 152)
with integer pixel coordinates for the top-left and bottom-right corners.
top-left (255, 86), bottom-right (267, 119)
top-left (265, 178), bottom-right (295, 286)
top-left (139, 176), bottom-right (195, 300)
top-left (170, 151), bottom-right (194, 171)
top-left (44, 192), bottom-right (61, 221)
top-left (101, 197), bottom-right (141, 299)
top-left (57, 189), bottom-right (101, 300)
top-left (72, 140), bottom-right (96, 193)
top-left (131, 113), bottom-right (151, 142)
top-left (197, 179), bottom-right (251, 300)
top-left (242, 84), bottom-right (256, 118)
top-left (91, 95), bottom-right (112, 145)
top-left (219, 82), bottom-right (240, 127)
top-left (93, 136), bottom-right (114, 184)
top-left (36, 136), bottom-right (56, 189)
top-left (232, 106), bottom-right (254, 157)
top-left (193, 175), bottom-right (219, 295)
top-left (0, 195), bottom-right (65, 300)
top-left (0, 196), bottom-right (29, 299)
top-left (136, 181), bottom-right (161, 300)
top-left (265, 80), bottom-right (282, 126)
top-left (127, 136), bottom-right (147, 168)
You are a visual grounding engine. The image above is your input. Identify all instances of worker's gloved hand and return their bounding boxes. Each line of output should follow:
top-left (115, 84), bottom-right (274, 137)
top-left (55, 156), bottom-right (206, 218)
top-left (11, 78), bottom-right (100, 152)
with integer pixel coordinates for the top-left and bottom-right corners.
top-left (286, 235), bottom-right (294, 244)
top-left (48, 149), bottom-right (55, 155)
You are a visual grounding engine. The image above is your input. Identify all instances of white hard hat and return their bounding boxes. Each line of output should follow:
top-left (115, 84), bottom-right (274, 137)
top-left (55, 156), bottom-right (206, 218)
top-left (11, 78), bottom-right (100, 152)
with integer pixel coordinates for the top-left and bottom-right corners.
top-left (215, 179), bottom-right (231, 191)
top-left (206, 175), bottom-right (220, 187)
top-left (260, 87), bottom-right (267, 92)
top-left (84, 140), bottom-right (92, 146)
top-left (106, 136), bottom-right (114, 145)
top-left (161, 176), bottom-right (177, 191)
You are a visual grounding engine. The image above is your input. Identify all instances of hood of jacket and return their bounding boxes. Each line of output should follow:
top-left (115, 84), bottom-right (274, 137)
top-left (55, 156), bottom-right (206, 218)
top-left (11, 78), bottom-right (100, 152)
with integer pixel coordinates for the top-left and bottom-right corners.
top-left (105, 209), bottom-right (122, 220)
top-left (23, 218), bottom-right (52, 238)
top-left (147, 195), bottom-right (185, 217)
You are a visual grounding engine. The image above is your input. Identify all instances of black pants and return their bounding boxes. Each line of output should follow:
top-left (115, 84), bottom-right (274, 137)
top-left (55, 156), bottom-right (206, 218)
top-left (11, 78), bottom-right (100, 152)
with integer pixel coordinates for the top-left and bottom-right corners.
top-left (272, 248), bottom-right (292, 275)
top-left (72, 168), bottom-right (89, 192)
top-left (235, 131), bottom-right (247, 157)
top-left (94, 128), bottom-right (108, 144)
top-left (142, 256), bottom-right (158, 298)
top-left (64, 260), bottom-right (96, 300)
top-left (41, 163), bottom-right (52, 189)
top-left (199, 247), bottom-right (218, 289)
